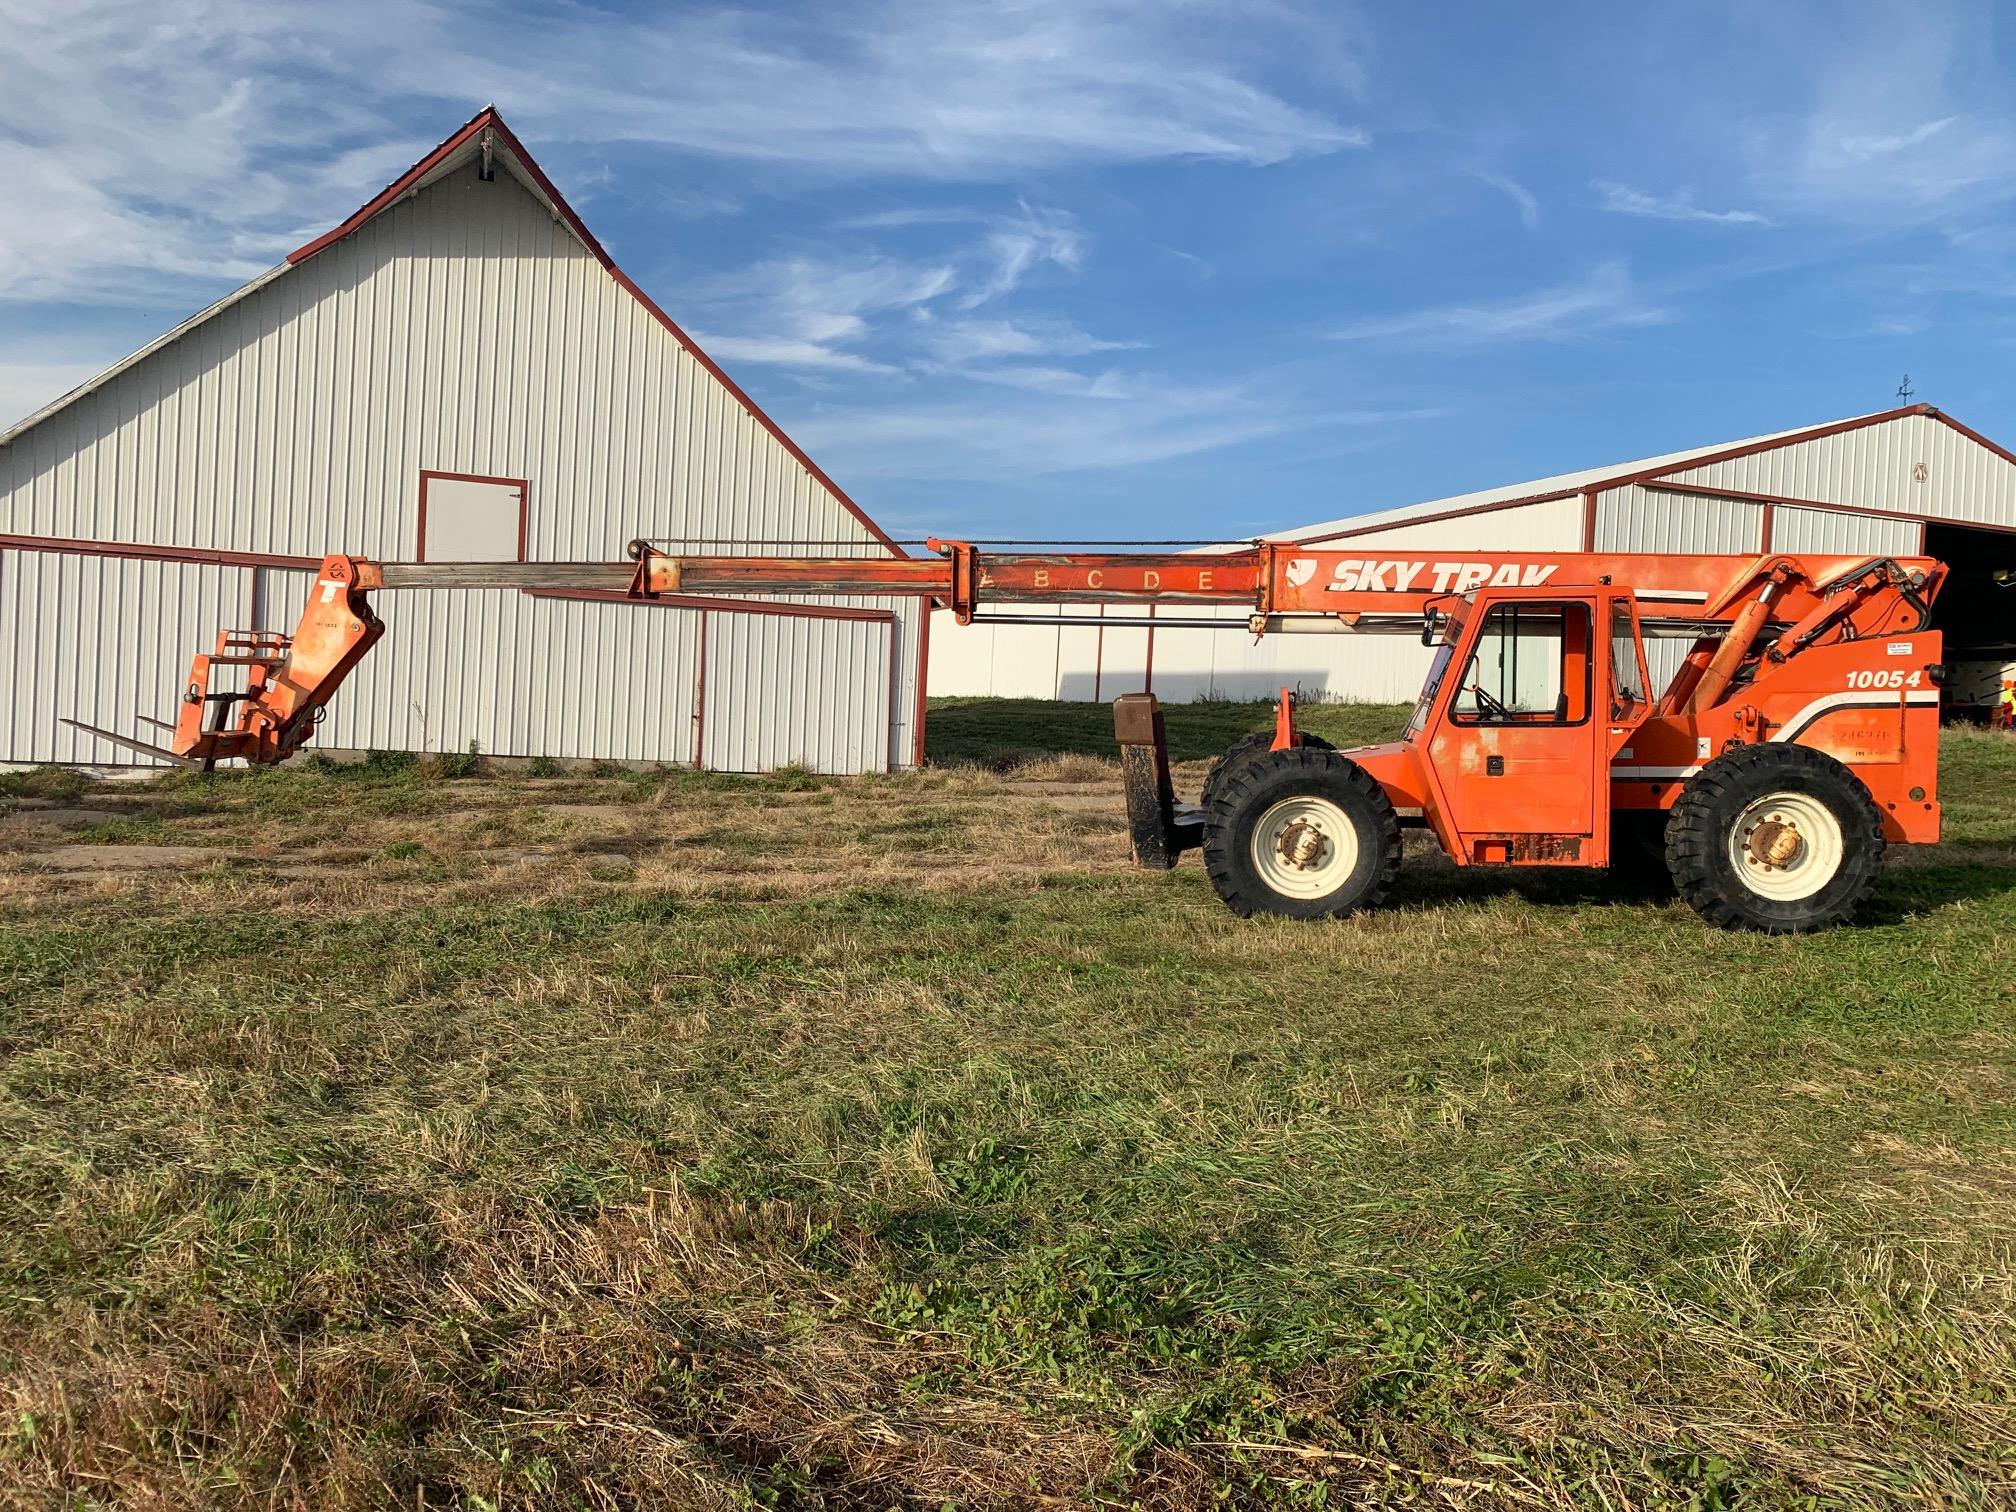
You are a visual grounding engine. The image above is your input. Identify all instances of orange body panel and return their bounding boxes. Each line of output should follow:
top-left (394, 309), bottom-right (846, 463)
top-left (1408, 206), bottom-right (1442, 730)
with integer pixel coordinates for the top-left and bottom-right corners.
top-left (1612, 630), bottom-right (1943, 844)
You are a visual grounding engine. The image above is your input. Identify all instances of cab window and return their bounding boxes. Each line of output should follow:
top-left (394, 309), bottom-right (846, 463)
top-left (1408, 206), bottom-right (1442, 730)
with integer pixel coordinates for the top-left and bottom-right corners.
top-left (1450, 602), bottom-right (1592, 726)
top-left (1609, 598), bottom-right (1647, 720)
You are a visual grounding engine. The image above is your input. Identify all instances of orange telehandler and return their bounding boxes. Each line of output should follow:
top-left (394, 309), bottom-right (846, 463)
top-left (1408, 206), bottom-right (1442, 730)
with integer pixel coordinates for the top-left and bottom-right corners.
top-left (70, 539), bottom-right (1947, 933)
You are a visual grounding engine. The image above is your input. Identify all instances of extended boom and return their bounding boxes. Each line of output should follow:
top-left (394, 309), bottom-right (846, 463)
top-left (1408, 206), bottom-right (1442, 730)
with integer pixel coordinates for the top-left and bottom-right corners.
top-left (74, 537), bottom-right (1950, 931)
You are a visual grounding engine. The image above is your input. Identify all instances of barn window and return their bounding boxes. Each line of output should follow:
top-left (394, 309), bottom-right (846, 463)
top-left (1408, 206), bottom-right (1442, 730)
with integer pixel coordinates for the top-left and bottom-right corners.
top-left (417, 471), bottom-right (527, 561)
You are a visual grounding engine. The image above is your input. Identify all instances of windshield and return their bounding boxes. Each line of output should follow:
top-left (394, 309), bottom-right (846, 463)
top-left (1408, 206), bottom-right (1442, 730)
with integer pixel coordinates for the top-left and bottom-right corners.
top-left (1406, 641), bottom-right (1459, 738)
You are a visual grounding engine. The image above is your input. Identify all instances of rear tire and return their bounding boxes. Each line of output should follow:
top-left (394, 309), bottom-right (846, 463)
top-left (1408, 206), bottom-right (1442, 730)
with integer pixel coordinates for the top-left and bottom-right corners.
top-left (1666, 744), bottom-right (1884, 933)
top-left (1203, 747), bottom-right (1401, 919)
top-left (1201, 730), bottom-right (1335, 812)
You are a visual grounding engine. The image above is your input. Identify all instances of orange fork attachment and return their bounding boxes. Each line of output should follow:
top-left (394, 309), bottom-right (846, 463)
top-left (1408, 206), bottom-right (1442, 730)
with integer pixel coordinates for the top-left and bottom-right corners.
top-left (175, 555), bottom-right (386, 768)
top-left (65, 554), bottom-right (386, 769)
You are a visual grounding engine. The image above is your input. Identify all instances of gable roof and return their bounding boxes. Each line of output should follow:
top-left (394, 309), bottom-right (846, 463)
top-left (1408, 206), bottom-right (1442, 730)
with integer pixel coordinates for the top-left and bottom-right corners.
top-left (1, 107), bottom-right (903, 556)
top-left (1284, 404), bottom-right (2009, 544)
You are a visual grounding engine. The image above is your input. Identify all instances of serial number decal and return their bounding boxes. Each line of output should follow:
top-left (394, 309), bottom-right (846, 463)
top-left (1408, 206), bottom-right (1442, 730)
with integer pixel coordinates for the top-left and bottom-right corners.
top-left (1844, 669), bottom-right (1923, 690)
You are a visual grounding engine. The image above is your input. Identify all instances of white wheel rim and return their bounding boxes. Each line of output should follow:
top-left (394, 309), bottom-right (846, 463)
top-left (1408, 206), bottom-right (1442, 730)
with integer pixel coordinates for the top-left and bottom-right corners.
top-left (1249, 795), bottom-right (1360, 899)
top-left (1726, 790), bottom-right (1844, 902)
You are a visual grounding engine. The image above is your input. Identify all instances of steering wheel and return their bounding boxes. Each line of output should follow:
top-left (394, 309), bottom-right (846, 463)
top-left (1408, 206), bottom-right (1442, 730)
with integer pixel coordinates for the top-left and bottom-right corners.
top-left (1466, 682), bottom-right (1512, 721)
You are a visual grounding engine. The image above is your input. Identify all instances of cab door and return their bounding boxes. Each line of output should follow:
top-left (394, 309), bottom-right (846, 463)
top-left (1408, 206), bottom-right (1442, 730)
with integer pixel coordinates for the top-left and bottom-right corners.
top-left (1424, 592), bottom-right (1610, 863)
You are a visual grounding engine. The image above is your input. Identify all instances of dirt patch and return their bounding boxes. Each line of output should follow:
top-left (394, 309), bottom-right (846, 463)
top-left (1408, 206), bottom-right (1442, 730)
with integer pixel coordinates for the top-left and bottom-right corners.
top-left (39, 843), bottom-right (225, 871)
top-left (1, 806), bottom-right (125, 828)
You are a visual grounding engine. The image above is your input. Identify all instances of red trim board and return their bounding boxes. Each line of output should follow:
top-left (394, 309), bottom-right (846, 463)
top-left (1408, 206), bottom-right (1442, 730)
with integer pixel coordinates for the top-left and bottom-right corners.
top-left (912, 605), bottom-right (933, 768)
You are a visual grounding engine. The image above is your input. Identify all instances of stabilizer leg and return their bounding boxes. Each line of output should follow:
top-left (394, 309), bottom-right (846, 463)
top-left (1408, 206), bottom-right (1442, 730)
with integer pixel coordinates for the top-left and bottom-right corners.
top-left (1112, 693), bottom-right (1204, 869)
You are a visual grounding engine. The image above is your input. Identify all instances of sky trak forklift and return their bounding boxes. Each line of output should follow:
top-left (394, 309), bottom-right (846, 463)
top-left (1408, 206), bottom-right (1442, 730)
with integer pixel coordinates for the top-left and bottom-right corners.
top-left (72, 540), bottom-right (1947, 933)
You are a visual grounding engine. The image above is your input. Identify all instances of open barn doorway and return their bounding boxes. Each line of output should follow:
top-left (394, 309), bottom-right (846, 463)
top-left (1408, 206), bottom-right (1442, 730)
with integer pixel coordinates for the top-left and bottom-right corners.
top-left (1924, 521), bottom-right (2016, 722)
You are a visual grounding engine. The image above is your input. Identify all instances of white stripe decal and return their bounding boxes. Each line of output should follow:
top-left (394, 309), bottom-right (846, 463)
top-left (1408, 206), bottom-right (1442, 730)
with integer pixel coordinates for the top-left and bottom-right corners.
top-left (1613, 690), bottom-right (1939, 780)
top-left (1770, 689), bottom-right (1938, 743)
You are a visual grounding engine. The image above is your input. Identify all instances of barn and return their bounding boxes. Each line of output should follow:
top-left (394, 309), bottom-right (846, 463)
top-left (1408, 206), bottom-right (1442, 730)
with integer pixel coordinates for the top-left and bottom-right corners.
top-left (926, 406), bottom-right (2016, 717)
top-left (0, 108), bottom-right (926, 773)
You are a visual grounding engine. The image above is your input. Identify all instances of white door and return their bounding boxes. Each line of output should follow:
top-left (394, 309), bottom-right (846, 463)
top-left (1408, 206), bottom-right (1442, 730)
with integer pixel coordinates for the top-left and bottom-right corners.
top-left (419, 473), bottom-right (524, 561)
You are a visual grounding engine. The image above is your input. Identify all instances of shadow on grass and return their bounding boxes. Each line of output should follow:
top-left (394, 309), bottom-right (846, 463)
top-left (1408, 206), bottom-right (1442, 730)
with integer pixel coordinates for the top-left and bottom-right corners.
top-left (1371, 848), bottom-right (2016, 925)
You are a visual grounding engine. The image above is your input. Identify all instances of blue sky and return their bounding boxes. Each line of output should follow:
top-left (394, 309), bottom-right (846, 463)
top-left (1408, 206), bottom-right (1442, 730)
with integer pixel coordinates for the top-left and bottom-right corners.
top-left (4, 1), bottom-right (2015, 542)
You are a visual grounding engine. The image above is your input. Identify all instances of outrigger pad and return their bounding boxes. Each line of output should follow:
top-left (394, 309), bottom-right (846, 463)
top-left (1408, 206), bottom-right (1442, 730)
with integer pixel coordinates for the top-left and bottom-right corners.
top-left (1112, 693), bottom-right (1202, 869)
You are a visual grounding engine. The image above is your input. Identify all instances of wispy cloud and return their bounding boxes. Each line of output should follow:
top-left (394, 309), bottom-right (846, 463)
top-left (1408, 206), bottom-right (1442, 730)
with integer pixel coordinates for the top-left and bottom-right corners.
top-left (1472, 170), bottom-right (1540, 231)
top-left (0, 0), bottom-right (1361, 306)
top-left (1329, 261), bottom-right (1669, 347)
top-left (691, 251), bottom-right (957, 371)
top-left (1741, 17), bottom-right (2016, 225)
top-left (682, 335), bottom-right (898, 375)
top-left (1594, 181), bottom-right (1771, 226)
top-left (834, 207), bottom-right (991, 231)
top-left (960, 365), bottom-right (1135, 400)
top-left (1840, 116), bottom-right (1958, 160)
top-left (791, 381), bottom-right (1433, 480)
top-left (959, 203), bottom-right (1086, 308)
top-left (793, 383), bottom-right (1297, 478)
top-left (919, 316), bottom-right (1141, 367)
top-left (690, 207), bottom-right (1120, 376)
top-left (436, 0), bottom-right (1367, 177)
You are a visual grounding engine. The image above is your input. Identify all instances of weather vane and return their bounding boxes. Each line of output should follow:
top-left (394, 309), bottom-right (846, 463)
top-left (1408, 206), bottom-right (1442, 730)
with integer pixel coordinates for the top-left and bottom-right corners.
top-left (1897, 373), bottom-right (1914, 403)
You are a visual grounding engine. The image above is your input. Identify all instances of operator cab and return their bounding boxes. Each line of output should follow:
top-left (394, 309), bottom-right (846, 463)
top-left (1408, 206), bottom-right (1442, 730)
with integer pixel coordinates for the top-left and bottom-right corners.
top-left (1399, 586), bottom-right (1651, 866)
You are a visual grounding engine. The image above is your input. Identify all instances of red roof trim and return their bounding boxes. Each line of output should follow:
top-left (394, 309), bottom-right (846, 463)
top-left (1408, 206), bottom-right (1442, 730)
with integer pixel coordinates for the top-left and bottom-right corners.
top-left (286, 108), bottom-right (905, 558)
top-left (1926, 408), bottom-right (2016, 474)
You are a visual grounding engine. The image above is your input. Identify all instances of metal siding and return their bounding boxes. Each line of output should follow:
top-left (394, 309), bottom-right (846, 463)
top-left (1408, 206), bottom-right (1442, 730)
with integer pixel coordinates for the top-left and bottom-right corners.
top-left (1769, 506), bottom-right (1918, 556)
top-left (1593, 485), bottom-right (1763, 554)
top-left (1093, 607), bottom-right (1152, 701)
top-left (1328, 494), bottom-right (1585, 551)
top-left (0, 159), bottom-right (918, 770)
top-left (701, 612), bottom-right (893, 774)
top-left (0, 550), bottom-right (253, 766)
top-left (1665, 413), bottom-right (2016, 525)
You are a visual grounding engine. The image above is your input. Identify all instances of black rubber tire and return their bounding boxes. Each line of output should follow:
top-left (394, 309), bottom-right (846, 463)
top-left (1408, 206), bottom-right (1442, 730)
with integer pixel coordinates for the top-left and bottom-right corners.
top-left (1607, 810), bottom-right (1676, 897)
top-left (1202, 747), bottom-right (1401, 919)
top-left (1200, 730), bottom-right (1336, 813)
top-left (1666, 744), bottom-right (1885, 933)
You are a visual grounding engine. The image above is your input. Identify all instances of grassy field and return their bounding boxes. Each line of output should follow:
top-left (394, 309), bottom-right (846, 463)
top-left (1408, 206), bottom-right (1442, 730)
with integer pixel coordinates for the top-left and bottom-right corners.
top-left (2, 701), bottom-right (2014, 1509)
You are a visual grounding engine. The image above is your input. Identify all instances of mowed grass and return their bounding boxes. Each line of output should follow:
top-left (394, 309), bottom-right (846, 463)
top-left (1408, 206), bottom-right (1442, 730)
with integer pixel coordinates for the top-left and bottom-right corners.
top-left (0, 707), bottom-right (2013, 1509)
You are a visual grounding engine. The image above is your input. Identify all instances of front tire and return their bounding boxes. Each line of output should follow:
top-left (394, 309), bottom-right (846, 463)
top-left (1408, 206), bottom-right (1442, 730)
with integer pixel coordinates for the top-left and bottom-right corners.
top-left (1666, 744), bottom-right (1885, 933)
top-left (1200, 730), bottom-right (1336, 812)
top-left (1203, 748), bottom-right (1401, 919)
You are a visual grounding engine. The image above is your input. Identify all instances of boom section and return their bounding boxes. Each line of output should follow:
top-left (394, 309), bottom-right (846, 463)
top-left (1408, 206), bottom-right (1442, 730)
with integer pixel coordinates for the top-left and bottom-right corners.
top-left (624, 540), bottom-right (1942, 633)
